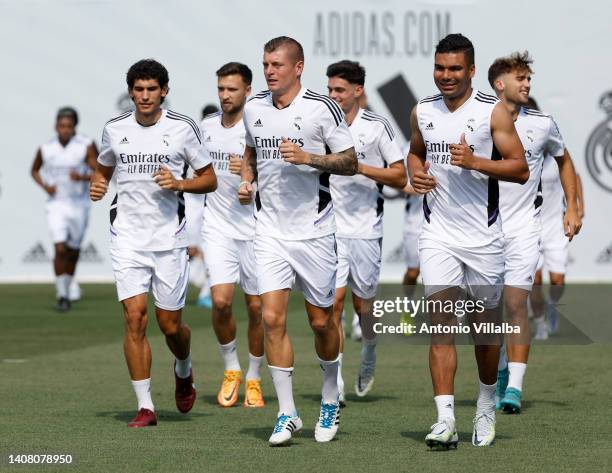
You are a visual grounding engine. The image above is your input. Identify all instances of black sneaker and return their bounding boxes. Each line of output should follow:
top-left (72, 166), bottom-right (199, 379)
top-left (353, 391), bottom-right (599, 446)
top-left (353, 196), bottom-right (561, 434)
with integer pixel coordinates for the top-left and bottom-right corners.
top-left (56, 297), bottom-right (71, 312)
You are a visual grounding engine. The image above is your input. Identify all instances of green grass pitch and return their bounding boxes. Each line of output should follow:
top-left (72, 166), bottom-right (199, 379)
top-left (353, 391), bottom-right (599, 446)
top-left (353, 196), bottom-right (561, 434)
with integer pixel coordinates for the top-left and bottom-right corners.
top-left (0, 284), bottom-right (610, 472)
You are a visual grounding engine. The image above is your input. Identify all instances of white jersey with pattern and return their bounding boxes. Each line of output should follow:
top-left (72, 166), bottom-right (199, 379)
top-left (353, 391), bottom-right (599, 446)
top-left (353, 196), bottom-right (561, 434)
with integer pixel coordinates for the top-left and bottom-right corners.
top-left (417, 89), bottom-right (502, 247)
top-left (201, 112), bottom-right (255, 240)
top-left (244, 87), bottom-right (354, 240)
top-left (97, 109), bottom-right (211, 251)
top-left (40, 134), bottom-right (92, 203)
top-left (499, 108), bottom-right (565, 237)
top-left (331, 108), bottom-right (404, 239)
top-left (540, 152), bottom-right (566, 228)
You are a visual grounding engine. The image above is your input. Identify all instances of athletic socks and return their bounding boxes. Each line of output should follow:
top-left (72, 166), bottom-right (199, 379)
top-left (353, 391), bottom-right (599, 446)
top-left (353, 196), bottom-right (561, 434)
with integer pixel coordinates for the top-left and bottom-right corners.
top-left (476, 381), bottom-right (497, 415)
top-left (318, 355), bottom-right (340, 404)
top-left (131, 378), bottom-right (154, 411)
top-left (361, 336), bottom-right (377, 365)
top-left (56, 274), bottom-right (71, 299)
top-left (269, 365), bottom-right (297, 415)
top-left (175, 353), bottom-right (192, 379)
top-left (434, 394), bottom-right (455, 422)
top-left (498, 343), bottom-right (508, 371)
top-left (245, 353), bottom-right (264, 381)
top-left (218, 339), bottom-right (241, 371)
top-left (507, 362), bottom-right (527, 391)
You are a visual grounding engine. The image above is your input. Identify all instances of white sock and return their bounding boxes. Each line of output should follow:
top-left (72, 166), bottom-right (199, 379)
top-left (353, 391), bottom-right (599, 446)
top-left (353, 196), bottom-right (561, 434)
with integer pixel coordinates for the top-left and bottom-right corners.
top-left (361, 336), bottom-right (377, 364)
top-left (198, 283), bottom-right (210, 299)
top-left (476, 381), bottom-right (497, 415)
top-left (131, 378), bottom-right (154, 411)
top-left (175, 353), bottom-right (192, 379)
top-left (498, 344), bottom-right (508, 371)
top-left (56, 274), bottom-right (70, 298)
top-left (507, 362), bottom-right (527, 391)
top-left (337, 352), bottom-right (344, 394)
top-left (245, 353), bottom-right (264, 381)
top-left (219, 339), bottom-right (241, 371)
top-left (318, 355), bottom-right (340, 404)
top-left (269, 365), bottom-right (296, 415)
top-left (434, 394), bottom-right (455, 422)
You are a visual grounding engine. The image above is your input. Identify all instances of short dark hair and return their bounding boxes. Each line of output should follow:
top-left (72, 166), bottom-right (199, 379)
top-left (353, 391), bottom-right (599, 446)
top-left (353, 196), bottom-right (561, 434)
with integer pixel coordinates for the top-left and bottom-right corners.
top-left (56, 106), bottom-right (78, 126)
top-left (326, 60), bottom-right (366, 86)
top-left (201, 104), bottom-right (219, 120)
top-left (216, 62), bottom-right (253, 85)
top-left (487, 51), bottom-right (534, 89)
top-left (264, 36), bottom-right (304, 63)
top-left (435, 33), bottom-right (475, 66)
top-left (126, 59), bottom-right (169, 90)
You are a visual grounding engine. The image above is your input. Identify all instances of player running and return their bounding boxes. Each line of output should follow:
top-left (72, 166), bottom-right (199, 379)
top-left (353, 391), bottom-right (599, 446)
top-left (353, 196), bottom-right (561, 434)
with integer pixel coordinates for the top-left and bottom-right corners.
top-left (201, 62), bottom-right (265, 408)
top-left (326, 60), bottom-right (407, 403)
top-left (90, 59), bottom-right (217, 428)
top-left (407, 34), bottom-right (528, 448)
top-left (31, 107), bottom-right (98, 311)
top-left (488, 52), bottom-right (582, 414)
top-left (239, 36), bottom-right (357, 445)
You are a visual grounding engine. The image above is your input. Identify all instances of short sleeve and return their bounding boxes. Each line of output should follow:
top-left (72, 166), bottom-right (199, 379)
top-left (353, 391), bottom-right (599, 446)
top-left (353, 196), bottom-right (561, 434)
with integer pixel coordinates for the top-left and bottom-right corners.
top-left (97, 126), bottom-right (116, 167)
top-left (183, 123), bottom-right (211, 171)
top-left (377, 122), bottom-right (404, 166)
top-left (321, 106), bottom-right (354, 153)
top-left (243, 112), bottom-right (255, 148)
top-left (545, 116), bottom-right (565, 158)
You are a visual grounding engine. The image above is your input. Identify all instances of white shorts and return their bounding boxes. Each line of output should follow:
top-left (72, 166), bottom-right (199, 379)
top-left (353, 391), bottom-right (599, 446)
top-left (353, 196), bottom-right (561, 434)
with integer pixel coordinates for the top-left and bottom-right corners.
top-left (419, 237), bottom-right (504, 308)
top-left (46, 200), bottom-right (89, 249)
top-left (537, 220), bottom-right (568, 274)
top-left (110, 247), bottom-right (189, 310)
top-left (203, 232), bottom-right (258, 295)
top-left (504, 231), bottom-right (540, 289)
top-left (403, 231), bottom-right (420, 268)
top-left (254, 234), bottom-right (337, 307)
top-left (336, 237), bottom-right (381, 299)
top-left (184, 193), bottom-right (205, 247)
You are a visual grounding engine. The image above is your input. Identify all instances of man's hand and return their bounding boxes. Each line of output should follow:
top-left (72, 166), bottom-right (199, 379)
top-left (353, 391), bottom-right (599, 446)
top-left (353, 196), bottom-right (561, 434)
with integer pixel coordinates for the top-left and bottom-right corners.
top-left (70, 169), bottom-right (81, 181)
top-left (280, 137), bottom-right (311, 166)
top-left (411, 162), bottom-right (437, 194)
top-left (229, 154), bottom-right (243, 175)
top-left (563, 207), bottom-right (583, 241)
top-left (153, 166), bottom-right (182, 191)
top-left (90, 178), bottom-right (108, 201)
top-left (238, 181), bottom-right (253, 205)
top-left (44, 184), bottom-right (56, 197)
top-left (450, 133), bottom-right (476, 169)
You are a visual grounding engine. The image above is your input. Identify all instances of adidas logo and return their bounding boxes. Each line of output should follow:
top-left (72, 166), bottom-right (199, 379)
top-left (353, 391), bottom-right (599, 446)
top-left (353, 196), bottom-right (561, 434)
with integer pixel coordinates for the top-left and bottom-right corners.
top-left (425, 122), bottom-right (435, 130)
top-left (596, 243), bottom-right (612, 263)
top-left (205, 136), bottom-right (212, 142)
top-left (22, 242), bottom-right (50, 263)
top-left (120, 136), bottom-right (129, 144)
top-left (254, 118), bottom-right (263, 127)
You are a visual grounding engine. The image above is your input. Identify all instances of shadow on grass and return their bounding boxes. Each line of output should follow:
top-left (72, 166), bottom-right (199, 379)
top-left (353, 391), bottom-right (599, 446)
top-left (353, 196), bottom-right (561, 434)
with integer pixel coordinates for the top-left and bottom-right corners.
top-left (454, 399), bottom-right (567, 408)
top-left (401, 430), bottom-right (512, 443)
top-left (239, 426), bottom-right (347, 443)
top-left (96, 410), bottom-right (209, 423)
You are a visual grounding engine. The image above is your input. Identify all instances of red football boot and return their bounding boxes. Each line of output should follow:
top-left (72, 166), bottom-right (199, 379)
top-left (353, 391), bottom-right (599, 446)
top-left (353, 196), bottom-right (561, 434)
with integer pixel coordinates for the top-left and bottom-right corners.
top-left (175, 365), bottom-right (196, 413)
top-left (127, 408), bottom-right (157, 428)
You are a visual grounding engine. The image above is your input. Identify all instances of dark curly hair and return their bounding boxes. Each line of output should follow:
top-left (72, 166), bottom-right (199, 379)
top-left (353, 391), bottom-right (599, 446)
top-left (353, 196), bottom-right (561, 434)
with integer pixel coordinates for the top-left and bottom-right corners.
top-left (326, 60), bottom-right (365, 86)
top-left (126, 59), bottom-right (169, 103)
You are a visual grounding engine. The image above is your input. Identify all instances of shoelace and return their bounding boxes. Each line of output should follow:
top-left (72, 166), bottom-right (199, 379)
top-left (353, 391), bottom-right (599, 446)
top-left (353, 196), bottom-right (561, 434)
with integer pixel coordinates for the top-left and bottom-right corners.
top-left (222, 372), bottom-right (239, 395)
top-left (319, 403), bottom-right (338, 429)
top-left (473, 412), bottom-right (495, 434)
top-left (273, 414), bottom-right (291, 433)
top-left (429, 420), bottom-right (451, 435)
top-left (246, 381), bottom-right (261, 399)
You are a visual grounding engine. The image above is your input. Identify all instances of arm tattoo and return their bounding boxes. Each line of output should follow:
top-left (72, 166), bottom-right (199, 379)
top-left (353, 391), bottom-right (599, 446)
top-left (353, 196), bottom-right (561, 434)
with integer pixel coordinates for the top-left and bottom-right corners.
top-left (309, 148), bottom-right (357, 175)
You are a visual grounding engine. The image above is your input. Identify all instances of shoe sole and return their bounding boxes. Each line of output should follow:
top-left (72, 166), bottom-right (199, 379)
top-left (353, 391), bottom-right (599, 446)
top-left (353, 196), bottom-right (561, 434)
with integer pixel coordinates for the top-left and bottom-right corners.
top-left (502, 402), bottom-right (521, 414)
top-left (217, 381), bottom-right (241, 407)
top-left (426, 438), bottom-right (458, 450)
top-left (269, 429), bottom-right (301, 447)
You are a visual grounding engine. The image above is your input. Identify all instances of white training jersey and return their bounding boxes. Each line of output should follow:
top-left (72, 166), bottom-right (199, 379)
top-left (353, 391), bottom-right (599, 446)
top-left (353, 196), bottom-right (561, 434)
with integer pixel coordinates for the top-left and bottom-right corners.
top-left (404, 193), bottom-right (424, 234)
top-left (40, 134), bottom-right (92, 203)
top-left (417, 89), bottom-right (502, 247)
top-left (200, 112), bottom-right (255, 240)
top-left (540, 152), bottom-right (566, 226)
top-left (499, 108), bottom-right (565, 237)
top-left (97, 109), bottom-right (211, 251)
top-left (330, 108), bottom-right (404, 239)
top-left (244, 87), bottom-right (354, 240)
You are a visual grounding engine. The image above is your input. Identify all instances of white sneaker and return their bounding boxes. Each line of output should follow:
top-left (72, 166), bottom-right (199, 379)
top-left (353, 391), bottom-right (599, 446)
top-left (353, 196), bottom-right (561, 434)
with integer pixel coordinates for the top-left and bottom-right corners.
top-left (534, 317), bottom-right (549, 341)
top-left (355, 356), bottom-right (375, 397)
top-left (472, 411), bottom-right (496, 447)
top-left (68, 280), bottom-right (81, 302)
top-left (351, 313), bottom-right (362, 341)
top-left (338, 388), bottom-right (346, 408)
top-left (425, 418), bottom-right (458, 449)
top-left (268, 413), bottom-right (302, 446)
top-left (314, 402), bottom-right (340, 442)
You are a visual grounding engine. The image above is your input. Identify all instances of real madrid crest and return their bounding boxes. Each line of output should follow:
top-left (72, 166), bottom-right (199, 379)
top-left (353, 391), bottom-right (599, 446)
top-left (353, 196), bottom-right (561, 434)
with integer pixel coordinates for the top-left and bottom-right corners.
top-left (585, 90), bottom-right (612, 193)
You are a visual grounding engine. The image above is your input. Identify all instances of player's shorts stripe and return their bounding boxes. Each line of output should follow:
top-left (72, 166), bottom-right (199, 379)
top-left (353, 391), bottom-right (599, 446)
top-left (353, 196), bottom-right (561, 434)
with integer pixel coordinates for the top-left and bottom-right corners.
top-left (488, 145), bottom-right (501, 226)
top-left (534, 178), bottom-right (543, 209)
top-left (167, 112), bottom-right (202, 144)
top-left (423, 194), bottom-right (431, 223)
top-left (105, 111), bottom-right (131, 126)
top-left (304, 91), bottom-right (343, 126)
top-left (362, 112), bottom-right (395, 140)
top-left (110, 193), bottom-right (118, 225)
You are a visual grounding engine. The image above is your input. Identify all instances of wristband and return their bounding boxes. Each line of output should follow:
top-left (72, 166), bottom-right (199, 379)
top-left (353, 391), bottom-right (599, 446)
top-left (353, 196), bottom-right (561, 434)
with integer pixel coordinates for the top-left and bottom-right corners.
top-left (239, 180), bottom-right (250, 189)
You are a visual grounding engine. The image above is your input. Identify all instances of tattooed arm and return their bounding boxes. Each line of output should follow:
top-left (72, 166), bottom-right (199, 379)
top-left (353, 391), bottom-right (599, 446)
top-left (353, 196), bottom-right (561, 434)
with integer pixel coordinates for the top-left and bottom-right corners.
top-left (279, 137), bottom-right (357, 176)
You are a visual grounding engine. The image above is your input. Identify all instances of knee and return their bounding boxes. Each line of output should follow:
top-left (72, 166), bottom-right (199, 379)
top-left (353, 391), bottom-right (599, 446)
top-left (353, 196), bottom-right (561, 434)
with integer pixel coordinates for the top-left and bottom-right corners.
top-left (55, 244), bottom-right (68, 258)
top-left (159, 318), bottom-right (180, 337)
top-left (262, 310), bottom-right (285, 334)
top-left (212, 294), bottom-right (232, 317)
top-left (549, 274), bottom-right (565, 286)
top-left (246, 299), bottom-right (262, 321)
top-left (504, 297), bottom-right (527, 319)
top-left (124, 310), bottom-right (147, 340)
top-left (309, 314), bottom-right (333, 334)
